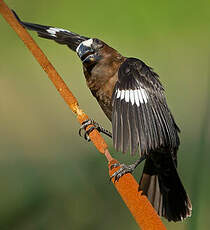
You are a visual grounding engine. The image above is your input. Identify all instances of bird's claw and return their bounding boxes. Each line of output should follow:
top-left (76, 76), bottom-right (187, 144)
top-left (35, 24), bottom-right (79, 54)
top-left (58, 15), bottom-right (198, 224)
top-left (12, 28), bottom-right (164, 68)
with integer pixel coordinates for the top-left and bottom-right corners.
top-left (110, 163), bottom-right (121, 170)
top-left (79, 119), bottom-right (98, 142)
top-left (79, 119), bottom-right (112, 141)
top-left (110, 163), bottom-right (135, 182)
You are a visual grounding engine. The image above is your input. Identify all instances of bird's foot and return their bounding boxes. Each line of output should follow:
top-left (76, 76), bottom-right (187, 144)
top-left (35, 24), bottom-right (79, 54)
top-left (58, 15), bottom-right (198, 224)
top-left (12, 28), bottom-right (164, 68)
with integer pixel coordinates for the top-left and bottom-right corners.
top-left (110, 163), bottom-right (136, 182)
top-left (79, 119), bottom-right (112, 142)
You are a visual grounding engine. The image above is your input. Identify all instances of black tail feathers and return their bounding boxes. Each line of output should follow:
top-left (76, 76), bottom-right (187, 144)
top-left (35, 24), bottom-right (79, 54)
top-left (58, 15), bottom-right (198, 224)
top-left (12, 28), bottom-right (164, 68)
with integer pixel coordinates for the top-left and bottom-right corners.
top-left (139, 152), bottom-right (192, 222)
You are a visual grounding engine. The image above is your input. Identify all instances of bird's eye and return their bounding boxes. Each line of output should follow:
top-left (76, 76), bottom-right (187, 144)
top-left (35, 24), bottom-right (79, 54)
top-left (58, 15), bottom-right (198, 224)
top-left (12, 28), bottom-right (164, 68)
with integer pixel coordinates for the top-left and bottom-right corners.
top-left (94, 38), bottom-right (101, 44)
top-left (93, 38), bottom-right (104, 49)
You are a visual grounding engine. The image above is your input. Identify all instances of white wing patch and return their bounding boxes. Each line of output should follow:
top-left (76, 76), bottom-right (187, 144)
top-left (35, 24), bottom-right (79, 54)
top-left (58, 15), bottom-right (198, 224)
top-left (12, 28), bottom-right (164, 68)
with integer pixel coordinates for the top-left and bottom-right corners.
top-left (46, 27), bottom-right (70, 37)
top-left (125, 90), bottom-right (130, 102)
top-left (120, 90), bottom-right (125, 100)
top-left (134, 90), bottom-right (140, 106)
top-left (116, 89), bottom-right (121, 98)
top-left (130, 90), bottom-right (135, 105)
top-left (116, 88), bottom-right (148, 106)
top-left (141, 88), bottom-right (148, 103)
top-left (137, 89), bottom-right (143, 104)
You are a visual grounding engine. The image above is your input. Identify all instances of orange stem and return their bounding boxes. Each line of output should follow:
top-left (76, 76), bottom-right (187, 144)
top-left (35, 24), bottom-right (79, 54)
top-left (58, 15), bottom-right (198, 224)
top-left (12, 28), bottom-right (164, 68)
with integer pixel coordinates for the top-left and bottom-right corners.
top-left (0, 1), bottom-right (166, 229)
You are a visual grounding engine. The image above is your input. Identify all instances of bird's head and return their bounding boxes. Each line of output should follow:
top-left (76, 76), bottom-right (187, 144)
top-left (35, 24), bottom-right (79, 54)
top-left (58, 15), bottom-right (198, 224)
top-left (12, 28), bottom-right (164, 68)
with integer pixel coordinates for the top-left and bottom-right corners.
top-left (76, 38), bottom-right (104, 66)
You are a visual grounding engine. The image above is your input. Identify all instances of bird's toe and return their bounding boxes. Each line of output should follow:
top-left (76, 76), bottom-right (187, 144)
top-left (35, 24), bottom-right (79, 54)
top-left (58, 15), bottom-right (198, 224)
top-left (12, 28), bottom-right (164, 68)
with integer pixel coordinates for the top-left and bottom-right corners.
top-left (110, 163), bottom-right (135, 182)
top-left (79, 119), bottom-right (97, 141)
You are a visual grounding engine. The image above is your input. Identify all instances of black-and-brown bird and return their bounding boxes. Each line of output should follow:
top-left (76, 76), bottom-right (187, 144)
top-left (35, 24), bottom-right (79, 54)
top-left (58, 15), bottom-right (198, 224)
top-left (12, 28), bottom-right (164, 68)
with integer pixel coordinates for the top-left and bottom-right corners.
top-left (13, 10), bottom-right (192, 222)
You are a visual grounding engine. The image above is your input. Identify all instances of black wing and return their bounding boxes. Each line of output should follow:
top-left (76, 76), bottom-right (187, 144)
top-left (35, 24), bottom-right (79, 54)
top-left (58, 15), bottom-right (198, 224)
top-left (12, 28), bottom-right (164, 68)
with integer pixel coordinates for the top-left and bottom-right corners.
top-left (12, 10), bottom-right (89, 51)
top-left (112, 58), bottom-right (180, 156)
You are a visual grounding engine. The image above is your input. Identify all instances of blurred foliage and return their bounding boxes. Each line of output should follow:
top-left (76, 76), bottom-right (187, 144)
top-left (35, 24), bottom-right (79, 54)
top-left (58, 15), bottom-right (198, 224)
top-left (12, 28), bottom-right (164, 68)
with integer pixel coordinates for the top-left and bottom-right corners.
top-left (0, 0), bottom-right (210, 229)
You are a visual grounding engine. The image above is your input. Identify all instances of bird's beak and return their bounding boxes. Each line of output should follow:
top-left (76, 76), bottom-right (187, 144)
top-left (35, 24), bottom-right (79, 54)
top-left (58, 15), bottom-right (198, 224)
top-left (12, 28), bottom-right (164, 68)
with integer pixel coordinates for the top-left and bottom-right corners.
top-left (77, 44), bottom-right (94, 62)
top-left (76, 39), bottom-right (95, 63)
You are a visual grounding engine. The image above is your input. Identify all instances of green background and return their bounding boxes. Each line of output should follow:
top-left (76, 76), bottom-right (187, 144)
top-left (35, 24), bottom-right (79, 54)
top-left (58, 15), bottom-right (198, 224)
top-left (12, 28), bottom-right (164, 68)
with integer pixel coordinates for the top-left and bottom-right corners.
top-left (0, 0), bottom-right (210, 229)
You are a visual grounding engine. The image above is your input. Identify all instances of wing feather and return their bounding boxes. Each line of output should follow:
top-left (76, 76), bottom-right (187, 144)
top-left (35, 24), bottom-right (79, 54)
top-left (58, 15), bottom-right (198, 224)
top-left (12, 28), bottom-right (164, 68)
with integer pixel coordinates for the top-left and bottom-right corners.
top-left (122, 101), bottom-right (130, 153)
top-left (12, 10), bottom-right (89, 52)
top-left (112, 58), bottom-right (180, 156)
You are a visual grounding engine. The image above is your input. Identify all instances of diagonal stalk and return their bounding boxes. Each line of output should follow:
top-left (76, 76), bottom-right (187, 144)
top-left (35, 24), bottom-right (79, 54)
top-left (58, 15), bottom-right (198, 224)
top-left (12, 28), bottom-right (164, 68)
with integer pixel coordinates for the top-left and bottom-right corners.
top-left (0, 1), bottom-right (166, 229)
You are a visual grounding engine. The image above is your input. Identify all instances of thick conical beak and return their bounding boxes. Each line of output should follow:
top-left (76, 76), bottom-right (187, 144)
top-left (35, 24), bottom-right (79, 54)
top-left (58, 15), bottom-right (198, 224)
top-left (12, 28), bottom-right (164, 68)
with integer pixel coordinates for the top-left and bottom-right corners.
top-left (76, 39), bottom-right (94, 61)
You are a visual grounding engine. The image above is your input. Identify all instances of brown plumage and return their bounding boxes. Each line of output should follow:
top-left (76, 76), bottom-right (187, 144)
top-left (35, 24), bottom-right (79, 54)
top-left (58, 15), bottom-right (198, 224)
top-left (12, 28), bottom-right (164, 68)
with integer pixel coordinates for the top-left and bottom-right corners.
top-left (83, 42), bottom-right (125, 120)
top-left (13, 10), bottom-right (192, 222)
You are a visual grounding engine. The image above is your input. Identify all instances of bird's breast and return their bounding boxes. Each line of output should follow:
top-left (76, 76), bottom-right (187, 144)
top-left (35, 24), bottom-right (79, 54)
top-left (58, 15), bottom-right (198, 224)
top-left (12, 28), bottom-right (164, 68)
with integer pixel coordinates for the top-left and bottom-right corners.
top-left (83, 56), bottom-right (124, 121)
top-left (89, 72), bottom-right (118, 121)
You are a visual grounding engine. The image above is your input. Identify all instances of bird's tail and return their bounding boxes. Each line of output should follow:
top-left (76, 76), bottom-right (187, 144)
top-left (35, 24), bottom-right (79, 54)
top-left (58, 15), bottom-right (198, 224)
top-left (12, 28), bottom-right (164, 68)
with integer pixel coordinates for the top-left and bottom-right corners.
top-left (139, 152), bottom-right (192, 221)
top-left (12, 10), bottom-right (89, 51)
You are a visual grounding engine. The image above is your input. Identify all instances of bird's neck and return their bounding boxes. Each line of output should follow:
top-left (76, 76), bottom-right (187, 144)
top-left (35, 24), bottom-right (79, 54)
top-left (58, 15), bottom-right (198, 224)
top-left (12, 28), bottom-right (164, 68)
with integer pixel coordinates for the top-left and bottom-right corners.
top-left (84, 54), bottom-right (125, 90)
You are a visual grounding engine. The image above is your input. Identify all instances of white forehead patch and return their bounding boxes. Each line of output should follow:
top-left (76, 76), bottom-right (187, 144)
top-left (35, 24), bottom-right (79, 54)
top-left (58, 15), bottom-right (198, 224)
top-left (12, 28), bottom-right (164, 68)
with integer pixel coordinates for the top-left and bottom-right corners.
top-left (46, 27), bottom-right (70, 37)
top-left (76, 39), bottom-right (93, 53)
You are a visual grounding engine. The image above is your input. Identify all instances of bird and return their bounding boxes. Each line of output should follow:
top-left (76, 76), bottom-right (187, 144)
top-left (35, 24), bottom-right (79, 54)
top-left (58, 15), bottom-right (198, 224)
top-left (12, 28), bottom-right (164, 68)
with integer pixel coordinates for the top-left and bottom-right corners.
top-left (12, 10), bottom-right (192, 222)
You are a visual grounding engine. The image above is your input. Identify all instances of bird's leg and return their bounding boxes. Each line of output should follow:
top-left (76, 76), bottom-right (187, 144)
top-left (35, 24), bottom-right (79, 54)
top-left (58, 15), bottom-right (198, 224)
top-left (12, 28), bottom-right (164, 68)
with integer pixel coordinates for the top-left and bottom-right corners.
top-left (110, 155), bottom-right (146, 182)
top-left (79, 119), bottom-right (112, 141)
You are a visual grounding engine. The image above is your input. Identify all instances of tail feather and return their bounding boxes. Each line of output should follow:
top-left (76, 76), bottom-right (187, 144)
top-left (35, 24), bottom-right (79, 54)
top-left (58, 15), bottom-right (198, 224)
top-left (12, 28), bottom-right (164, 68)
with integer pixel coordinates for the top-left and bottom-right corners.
top-left (140, 174), bottom-right (163, 215)
top-left (12, 10), bottom-right (89, 51)
top-left (139, 152), bottom-right (192, 222)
